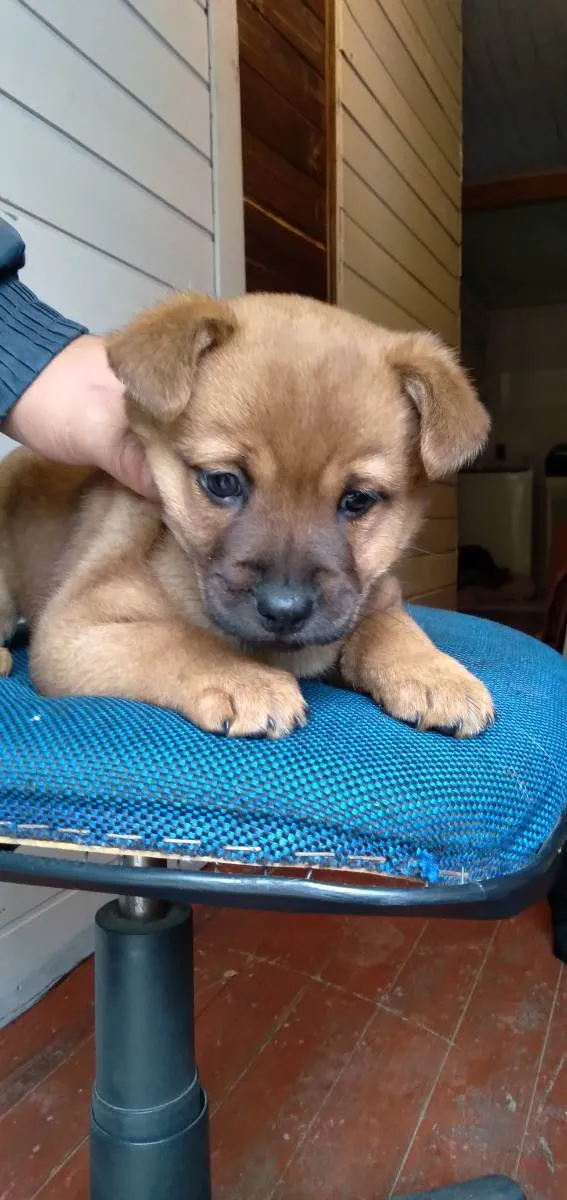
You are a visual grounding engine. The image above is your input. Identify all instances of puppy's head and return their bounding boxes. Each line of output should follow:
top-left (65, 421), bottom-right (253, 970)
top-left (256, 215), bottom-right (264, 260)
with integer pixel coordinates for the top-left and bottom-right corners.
top-left (107, 294), bottom-right (489, 649)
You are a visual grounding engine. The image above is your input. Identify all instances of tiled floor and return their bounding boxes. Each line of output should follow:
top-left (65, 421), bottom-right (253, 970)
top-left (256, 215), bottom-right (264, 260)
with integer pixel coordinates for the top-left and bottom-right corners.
top-left (0, 899), bottom-right (565, 1199)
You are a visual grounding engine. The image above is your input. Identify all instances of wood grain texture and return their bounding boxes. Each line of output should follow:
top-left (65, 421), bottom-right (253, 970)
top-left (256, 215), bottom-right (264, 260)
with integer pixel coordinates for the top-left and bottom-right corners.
top-left (242, 129), bottom-right (326, 241)
top-left (244, 0), bottom-right (325, 74)
top-left (238, 0), bottom-right (325, 130)
top-left (240, 61), bottom-right (325, 184)
top-left (244, 202), bottom-right (327, 297)
top-left (238, 0), bottom-right (330, 296)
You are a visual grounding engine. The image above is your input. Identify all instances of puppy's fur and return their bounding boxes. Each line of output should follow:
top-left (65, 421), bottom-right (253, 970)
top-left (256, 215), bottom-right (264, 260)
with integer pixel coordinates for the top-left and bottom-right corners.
top-left (0, 293), bottom-right (493, 738)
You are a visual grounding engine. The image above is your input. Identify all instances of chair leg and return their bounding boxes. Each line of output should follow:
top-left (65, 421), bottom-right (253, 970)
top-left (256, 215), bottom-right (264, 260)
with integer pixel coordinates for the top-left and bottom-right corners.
top-left (549, 845), bottom-right (567, 963)
top-left (395, 1177), bottom-right (526, 1199)
top-left (90, 899), bottom-right (210, 1200)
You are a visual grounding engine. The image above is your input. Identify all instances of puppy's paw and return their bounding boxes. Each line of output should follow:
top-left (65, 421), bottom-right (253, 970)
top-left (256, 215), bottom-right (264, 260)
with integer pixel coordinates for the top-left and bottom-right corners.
top-left (367, 651), bottom-right (494, 738)
top-left (0, 648), bottom-right (12, 677)
top-left (184, 666), bottom-right (307, 739)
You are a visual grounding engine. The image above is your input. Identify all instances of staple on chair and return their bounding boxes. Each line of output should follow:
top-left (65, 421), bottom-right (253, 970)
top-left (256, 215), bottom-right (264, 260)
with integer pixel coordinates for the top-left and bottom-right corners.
top-left (223, 844), bottom-right (262, 853)
top-left (294, 851), bottom-right (336, 859)
top-left (165, 838), bottom-right (202, 847)
top-left (346, 854), bottom-right (387, 865)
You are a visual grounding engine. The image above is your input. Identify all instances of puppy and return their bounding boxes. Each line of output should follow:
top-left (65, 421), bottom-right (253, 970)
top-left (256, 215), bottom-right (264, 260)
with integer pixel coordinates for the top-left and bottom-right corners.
top-left (0, 293), bottom-right (493, 739)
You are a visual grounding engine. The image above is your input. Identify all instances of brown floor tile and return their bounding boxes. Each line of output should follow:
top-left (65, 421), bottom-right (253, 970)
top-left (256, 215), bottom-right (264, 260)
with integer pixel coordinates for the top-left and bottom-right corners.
top-left (211, 980), bottom-right (373, 1199)
top-left (0, 959), bottom-right (93, 1119)
top-left (394, 905), bottom-right (561, 1194)
top-left (318, 914), bottom-right (427, 1000)
top-left (517, 965), bottom-right (567, 1200)
top-left (272, 1004), bottom-right (447, 1199)
top-left (0, 1037), bottom-right (93, 1200)
top-left (197, 958), bottom-right (307, 1110)
top-left (34, 1140), bottom-right (89, 1199)
top-left (382, 918), bottom-right (496, 1040)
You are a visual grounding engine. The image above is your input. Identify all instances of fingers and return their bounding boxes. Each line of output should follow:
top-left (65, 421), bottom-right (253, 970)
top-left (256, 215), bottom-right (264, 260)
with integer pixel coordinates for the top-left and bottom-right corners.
top-left (107, 431), bottom-right (158, 499)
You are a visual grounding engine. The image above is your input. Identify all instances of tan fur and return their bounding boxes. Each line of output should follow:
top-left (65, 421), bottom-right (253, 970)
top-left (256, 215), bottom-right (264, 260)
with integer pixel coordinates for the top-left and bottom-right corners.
top-left (0, 293), bottom-right (493, 739)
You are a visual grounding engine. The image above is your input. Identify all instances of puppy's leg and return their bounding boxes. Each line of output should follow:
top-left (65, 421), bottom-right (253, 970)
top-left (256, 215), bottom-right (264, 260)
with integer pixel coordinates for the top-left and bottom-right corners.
top-left (341, 605), bottom-right (494, 737)
top-left (31, 587), bottom-right (306, 740)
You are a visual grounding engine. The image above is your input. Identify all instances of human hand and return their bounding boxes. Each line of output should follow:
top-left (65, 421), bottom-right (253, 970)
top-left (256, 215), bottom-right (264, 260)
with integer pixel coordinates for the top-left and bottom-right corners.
top-left (3, 334), bottom-right (156, 497)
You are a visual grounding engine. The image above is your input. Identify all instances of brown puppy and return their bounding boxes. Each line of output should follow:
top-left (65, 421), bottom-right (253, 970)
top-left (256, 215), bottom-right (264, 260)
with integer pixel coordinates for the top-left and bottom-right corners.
top-left (0, 293), bottom-right (493, 739)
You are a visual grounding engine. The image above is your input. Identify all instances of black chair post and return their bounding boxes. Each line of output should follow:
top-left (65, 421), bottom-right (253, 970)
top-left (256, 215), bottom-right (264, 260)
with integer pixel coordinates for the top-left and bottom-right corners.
top-left (90, 893), bottom-right (210, 1200)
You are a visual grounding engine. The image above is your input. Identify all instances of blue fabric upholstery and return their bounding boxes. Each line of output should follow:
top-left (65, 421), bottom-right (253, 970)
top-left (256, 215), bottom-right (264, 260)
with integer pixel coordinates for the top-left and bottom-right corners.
top-left (1, 609), bottom-right (566, 884)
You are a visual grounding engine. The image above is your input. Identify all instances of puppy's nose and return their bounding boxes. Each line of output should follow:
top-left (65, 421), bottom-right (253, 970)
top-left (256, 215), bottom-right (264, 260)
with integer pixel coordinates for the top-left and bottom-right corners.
top-left (255, 583), bottom-right (314, 632)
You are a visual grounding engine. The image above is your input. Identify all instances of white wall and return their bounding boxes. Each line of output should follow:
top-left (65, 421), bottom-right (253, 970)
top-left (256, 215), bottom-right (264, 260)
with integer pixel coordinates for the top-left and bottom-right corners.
top-left (0, 0), bottom-right (244, 1024)
top-left (334, 0), bottom-right (463, 606)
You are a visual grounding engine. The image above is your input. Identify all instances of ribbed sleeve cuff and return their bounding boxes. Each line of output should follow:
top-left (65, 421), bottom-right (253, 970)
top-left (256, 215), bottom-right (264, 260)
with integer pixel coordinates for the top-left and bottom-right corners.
top-left (0, 278), bottom-right (87, 421)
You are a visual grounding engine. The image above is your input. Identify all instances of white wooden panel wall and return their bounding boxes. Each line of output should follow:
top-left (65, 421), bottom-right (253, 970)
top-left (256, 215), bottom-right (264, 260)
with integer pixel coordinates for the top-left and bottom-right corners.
top-left (335, 0), bottom-right (463, 605)
top-left (0, 0), bottom-right (244, 1024)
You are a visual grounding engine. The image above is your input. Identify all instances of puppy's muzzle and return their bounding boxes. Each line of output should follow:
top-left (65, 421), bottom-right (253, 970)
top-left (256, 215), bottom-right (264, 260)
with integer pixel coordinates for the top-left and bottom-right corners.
top-left (254, 581), bottom-right (315, 635)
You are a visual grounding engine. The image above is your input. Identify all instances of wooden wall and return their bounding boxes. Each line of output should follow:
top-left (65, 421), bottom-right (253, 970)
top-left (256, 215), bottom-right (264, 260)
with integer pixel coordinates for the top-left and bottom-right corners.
top-left (237, 0), bottom-right (330, 300)
top-left (334, 0), bottom-right (463, 607)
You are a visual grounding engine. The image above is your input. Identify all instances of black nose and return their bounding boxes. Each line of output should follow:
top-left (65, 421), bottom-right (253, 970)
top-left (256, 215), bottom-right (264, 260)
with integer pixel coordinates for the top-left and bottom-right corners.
top-left (254, 582), bottom-right (314, 632)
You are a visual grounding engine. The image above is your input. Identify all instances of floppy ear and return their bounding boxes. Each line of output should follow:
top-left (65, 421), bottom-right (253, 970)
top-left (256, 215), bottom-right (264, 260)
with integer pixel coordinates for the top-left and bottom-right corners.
top-left (106, 294), bottom-right (236, 424)
top-left (388, 331), bottom-right (490, 479)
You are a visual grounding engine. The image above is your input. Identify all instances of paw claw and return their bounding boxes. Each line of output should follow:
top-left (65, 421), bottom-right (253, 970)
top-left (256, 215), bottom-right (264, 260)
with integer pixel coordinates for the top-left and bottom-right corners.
top-left (366, 652), bottom-right (494, 739)
top-left (184, 669), bottom-right (306, 739)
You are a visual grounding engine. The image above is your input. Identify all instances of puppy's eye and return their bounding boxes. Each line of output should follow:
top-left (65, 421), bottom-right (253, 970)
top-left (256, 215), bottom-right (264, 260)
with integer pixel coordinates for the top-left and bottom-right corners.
top-left (198, 470), bottom-right (246, 506)
top-left (338, 489), bottom-right (385, 518)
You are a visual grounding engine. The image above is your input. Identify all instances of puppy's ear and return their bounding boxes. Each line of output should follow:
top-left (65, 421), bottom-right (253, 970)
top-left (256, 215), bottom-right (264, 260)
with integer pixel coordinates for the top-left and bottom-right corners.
top-left (388, 331), bottom-right (490, 479)
top-left (106, 294), bottom-right (235, 423)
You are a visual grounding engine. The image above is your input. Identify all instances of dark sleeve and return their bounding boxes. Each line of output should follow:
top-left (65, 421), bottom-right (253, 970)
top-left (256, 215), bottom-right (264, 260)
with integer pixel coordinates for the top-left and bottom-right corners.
top-left (0, 219), bottom-right (88, 422)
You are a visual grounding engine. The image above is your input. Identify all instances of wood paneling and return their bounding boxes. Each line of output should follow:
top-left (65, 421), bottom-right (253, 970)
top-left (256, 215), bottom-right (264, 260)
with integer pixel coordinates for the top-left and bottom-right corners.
top-left (238, 0), bottom-right (325, 129)
top-left (242, 130), bottom-right (326, 242)
top-left (243, 0), bottom-right (325, 72)
top-left (2, 2), bottom-right (212, 204)
top-left (335, 0), bottom-right (463, 605)
top-left (244, 202), bottom-right (327, 298)
top-left (342, 7), bottom-right (460, 208)
top-left (24, 0), bottom-right (211, 132)
top-left (237, 0), bottom-right (330, 298)
top-left (239, 62), bottom-right (325, 185)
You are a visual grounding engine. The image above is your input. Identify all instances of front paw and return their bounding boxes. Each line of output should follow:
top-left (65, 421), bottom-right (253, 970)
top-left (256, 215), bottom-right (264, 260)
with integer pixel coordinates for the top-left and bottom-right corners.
top-left (0, 648), bottom-right (12, 677)
top-left (183, 664), bottom-right (307, 739)
top-left (364, 651), bottom-right (494, 738)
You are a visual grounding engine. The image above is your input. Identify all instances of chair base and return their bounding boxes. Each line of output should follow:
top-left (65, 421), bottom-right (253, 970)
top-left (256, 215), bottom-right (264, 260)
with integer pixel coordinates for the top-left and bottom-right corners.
top-left (90, 899), bottom-right (210, 1200)
top-left (395, 1177), bottom-right (526, 1199)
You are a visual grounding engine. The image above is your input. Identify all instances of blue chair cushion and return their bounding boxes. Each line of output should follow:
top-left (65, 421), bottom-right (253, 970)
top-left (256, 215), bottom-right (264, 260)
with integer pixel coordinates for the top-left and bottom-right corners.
top-left (1, 608), bottom-right (566, 885)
